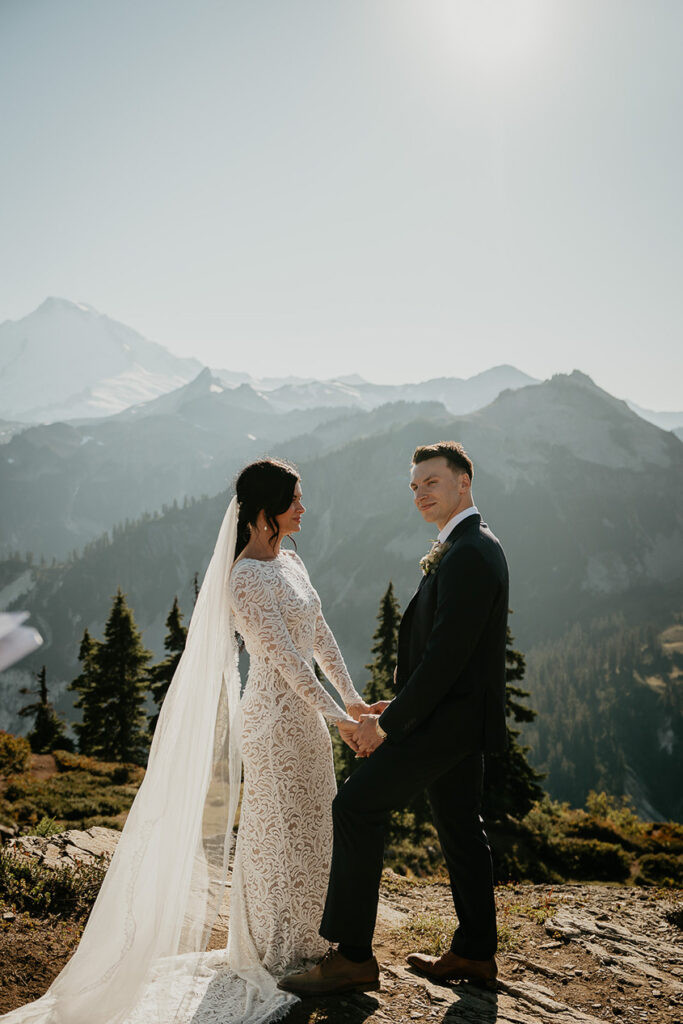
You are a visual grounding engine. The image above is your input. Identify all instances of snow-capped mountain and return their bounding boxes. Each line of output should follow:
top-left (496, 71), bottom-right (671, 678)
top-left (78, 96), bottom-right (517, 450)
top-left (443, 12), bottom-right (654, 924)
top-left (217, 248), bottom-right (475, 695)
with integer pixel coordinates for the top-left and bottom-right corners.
top-left (257, 365), bottom-right (539, 414)
top-left (212, 368), bottom-right (317, 391)
top-left (0, 298), bottom-right (203, 422)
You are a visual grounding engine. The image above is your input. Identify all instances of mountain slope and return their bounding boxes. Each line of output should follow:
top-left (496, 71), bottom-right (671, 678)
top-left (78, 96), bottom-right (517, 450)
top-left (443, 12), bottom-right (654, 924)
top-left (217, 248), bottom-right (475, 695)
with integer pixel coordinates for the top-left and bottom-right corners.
top-left (0, 370), bottom-right (353, 560)
top-left (0, 298), bottom-right (202, 421)
top-left (524, 617), bottom-right (683, 820)
top-left (3, 370), bottom-right (681, 679)
top-left (627, 400), bottom-right (683, 433)
top-left (3, 372), bottom-right (682, 815)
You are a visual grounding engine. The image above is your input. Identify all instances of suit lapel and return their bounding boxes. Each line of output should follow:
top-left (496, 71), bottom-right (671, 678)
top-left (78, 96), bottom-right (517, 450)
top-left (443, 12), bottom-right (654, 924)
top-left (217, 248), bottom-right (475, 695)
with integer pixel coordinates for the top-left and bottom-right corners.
top-left (402, 515), bottom-right (480, 612)
top-left (401, 570), bottom-right (427, 623)
top-left (398, 513), bottom-right (482, 653)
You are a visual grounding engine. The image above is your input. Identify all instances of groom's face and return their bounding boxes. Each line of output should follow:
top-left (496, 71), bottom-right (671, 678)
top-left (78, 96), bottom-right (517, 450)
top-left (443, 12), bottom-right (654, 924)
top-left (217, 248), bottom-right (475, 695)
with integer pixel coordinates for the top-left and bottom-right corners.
top-left (410, 457), bottom-right (470, 530)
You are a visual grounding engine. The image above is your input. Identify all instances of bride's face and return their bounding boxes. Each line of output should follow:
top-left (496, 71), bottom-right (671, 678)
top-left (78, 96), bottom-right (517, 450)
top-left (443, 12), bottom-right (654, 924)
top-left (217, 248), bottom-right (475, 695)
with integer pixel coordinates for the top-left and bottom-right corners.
top-left (276, 481), bottom-right (305, 536)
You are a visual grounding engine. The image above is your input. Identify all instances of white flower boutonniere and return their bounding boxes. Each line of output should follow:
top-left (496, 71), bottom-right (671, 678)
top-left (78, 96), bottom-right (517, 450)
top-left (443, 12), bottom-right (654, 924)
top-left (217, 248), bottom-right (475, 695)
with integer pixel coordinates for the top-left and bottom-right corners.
top-left (419, 539), bottom-right (452, 576)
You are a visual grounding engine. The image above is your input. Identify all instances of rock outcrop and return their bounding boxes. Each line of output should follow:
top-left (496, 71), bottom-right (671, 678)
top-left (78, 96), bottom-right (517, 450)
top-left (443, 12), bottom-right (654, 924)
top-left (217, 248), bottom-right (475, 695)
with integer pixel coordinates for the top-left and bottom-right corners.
top-left (6, 826), bottom-right (120, 869)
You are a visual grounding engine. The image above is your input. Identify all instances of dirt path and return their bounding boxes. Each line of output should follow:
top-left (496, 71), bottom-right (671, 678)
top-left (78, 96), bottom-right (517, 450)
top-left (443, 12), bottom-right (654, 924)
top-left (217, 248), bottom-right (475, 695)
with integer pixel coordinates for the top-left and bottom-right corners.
top-left (28, 754), bottom-right (58, 781)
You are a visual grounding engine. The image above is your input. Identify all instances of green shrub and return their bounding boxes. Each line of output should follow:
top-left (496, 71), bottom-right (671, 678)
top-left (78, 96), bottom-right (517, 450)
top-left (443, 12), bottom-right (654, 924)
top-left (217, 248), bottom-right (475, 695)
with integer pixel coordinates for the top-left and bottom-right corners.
top-left (522, 797), bottom-right (571, 840)
top-left (0, 847), bottom-right (108, 919)
top-left (53, 750), bottom-right (143, 785)
top-left (384, 818), bottom-right (444, 877)
top-left (2, 767), bottom-right (136, 831)
top-left (564, 817), bottom-right (639, 851)
top-left (635, 853), bottom-right (683, 888)
top-left (33, 816), bottom-right (61, 837)
top-left (644, 823), bottom-right (683, 854)
top-left (3, 775), bottom-right (45, 803)
top-left (0, 731), bottom-right (31, 776)
top-left (491, 841), bottom-right (562, 884)
top-left (6, 799), bottom-right (41, 826)
top-left (549, 837), bottom-right (631, 882)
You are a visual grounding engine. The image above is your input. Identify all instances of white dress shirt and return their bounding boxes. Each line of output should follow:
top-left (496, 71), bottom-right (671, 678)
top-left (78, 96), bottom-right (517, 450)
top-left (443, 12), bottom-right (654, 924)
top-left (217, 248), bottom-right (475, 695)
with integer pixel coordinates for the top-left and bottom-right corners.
top-left (437, 505), bottom-right (479, 545)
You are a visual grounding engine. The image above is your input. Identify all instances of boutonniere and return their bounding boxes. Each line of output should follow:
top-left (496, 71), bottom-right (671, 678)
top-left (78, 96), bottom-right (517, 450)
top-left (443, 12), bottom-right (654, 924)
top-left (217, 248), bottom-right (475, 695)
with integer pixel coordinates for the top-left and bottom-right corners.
top-left (419, 539), bottom-right (452, 576)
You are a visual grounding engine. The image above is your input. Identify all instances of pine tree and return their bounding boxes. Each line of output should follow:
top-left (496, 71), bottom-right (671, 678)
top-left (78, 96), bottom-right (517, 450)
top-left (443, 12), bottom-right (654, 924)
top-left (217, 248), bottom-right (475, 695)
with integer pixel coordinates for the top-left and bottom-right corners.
top-left (483, 623), bottom-right (545, 821)
top-left (149, 596), bottom-right (187, 734)
top-left (69, 590), bottom-right (153, 764)
top-left (19, 666), bottom-right (73, 753)
top-left (69, 629), bottom-right (104, 755)
top-left (364, 582), bottom-right (402, 705)
top-left (331, 582), bottom-right (402, 784)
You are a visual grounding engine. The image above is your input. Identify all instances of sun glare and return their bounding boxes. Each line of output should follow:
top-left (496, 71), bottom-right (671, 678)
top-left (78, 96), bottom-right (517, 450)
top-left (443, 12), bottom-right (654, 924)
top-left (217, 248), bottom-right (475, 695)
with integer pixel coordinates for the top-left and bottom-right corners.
top-left (421, 0), bottom-right (557, 77)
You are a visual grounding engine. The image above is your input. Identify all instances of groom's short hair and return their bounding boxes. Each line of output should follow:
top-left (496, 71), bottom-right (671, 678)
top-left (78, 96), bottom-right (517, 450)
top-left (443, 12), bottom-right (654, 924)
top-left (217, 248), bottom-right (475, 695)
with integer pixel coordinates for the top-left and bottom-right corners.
top-left (412, 441), bottom-right (473, 481)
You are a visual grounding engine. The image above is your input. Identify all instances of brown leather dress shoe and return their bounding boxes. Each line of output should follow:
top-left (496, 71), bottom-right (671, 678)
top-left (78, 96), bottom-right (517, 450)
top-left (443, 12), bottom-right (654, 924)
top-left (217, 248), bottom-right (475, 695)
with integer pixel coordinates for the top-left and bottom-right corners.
top-left (407, 950), bottom-right (497, 987)
top-left (278, 948), bottom-right (380, 995)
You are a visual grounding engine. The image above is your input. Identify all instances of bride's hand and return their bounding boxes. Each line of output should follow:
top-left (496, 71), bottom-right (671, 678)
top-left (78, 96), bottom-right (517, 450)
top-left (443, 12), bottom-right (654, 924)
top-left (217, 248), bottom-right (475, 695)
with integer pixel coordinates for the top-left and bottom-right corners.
top-left (346, 701), bottom-right (372, 722)
top-left (337, 720), bottom-right (361, 753)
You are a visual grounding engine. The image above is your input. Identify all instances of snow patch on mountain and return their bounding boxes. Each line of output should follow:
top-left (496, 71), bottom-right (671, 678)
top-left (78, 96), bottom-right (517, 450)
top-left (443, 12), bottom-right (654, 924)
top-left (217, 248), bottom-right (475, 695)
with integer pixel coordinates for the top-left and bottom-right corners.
top-left (0, 298), bottom-right (202, 422)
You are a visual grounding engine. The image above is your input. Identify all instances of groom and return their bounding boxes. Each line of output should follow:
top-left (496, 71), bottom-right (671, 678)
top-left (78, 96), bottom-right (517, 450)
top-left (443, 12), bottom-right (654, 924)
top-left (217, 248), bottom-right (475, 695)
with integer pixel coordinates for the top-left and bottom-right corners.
top-left (280, 441), bottom-right (509, 995)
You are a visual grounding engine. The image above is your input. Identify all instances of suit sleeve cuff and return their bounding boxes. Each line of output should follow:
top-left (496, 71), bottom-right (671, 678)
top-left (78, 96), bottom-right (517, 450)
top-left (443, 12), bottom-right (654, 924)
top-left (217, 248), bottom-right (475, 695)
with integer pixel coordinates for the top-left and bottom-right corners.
top-left (378, 709), bottom-right (394, 739)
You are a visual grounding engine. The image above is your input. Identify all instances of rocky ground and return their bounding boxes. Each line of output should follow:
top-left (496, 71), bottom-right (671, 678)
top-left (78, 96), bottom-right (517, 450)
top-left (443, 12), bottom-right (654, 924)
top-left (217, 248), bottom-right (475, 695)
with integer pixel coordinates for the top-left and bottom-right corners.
top-left (0, 831), bottom-right (681, 1022)
top-left (282, 876), bottom-right (683, 1024)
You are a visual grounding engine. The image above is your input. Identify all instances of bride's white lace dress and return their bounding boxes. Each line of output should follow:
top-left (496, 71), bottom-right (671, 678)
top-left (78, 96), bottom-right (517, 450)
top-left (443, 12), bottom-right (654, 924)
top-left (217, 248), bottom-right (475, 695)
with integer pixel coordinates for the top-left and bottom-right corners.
top-left (0, 536), bottom-right (361, 1024)
top-left (227, 549), bottom-right (361, 975)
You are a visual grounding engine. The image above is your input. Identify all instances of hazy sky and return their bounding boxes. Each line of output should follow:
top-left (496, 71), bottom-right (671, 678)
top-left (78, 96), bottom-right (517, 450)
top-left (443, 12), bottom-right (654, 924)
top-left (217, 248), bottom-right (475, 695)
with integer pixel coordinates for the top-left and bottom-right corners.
top-left (1, 0), bottom-right (682, 408)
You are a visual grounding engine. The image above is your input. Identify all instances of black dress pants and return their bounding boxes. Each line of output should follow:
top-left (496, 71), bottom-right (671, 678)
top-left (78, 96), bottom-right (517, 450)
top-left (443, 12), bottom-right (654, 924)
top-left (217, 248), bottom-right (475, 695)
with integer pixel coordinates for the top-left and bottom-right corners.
top-left (320, 742), bottom-right (497, 961)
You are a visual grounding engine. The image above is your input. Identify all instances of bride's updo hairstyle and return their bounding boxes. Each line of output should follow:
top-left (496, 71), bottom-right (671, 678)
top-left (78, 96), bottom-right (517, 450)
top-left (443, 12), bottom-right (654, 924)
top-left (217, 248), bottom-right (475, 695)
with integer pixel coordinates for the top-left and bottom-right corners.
top-left (234, 457), bottom-right (300, 558)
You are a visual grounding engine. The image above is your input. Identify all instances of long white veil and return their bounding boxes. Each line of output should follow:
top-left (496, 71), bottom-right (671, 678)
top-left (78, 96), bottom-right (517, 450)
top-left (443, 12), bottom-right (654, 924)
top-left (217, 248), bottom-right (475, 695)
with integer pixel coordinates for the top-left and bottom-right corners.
top-left (2, 496), bottom-right (296, 1024)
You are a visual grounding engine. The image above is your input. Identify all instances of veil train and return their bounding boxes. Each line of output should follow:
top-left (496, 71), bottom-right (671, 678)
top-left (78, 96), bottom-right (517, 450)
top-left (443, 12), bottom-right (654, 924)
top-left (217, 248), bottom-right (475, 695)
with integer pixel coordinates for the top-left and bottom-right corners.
top-left (1, 496), bottom-right (297, 1024)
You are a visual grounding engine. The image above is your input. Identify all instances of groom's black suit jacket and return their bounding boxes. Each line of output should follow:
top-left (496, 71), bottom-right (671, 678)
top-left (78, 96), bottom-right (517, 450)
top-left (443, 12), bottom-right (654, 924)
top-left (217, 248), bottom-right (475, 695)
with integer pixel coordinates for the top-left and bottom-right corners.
top-left (378, 513), bottom-right (508, 757)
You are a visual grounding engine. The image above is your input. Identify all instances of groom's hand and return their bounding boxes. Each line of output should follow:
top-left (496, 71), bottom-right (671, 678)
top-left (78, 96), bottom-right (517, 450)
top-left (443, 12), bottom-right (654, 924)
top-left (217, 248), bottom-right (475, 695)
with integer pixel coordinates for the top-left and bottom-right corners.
top-left (367, 700), bottom-right (392, 715)
top-left (356, 715), bottom-right (385, 757)
top-left (337, 719), bottom-right (361, 754)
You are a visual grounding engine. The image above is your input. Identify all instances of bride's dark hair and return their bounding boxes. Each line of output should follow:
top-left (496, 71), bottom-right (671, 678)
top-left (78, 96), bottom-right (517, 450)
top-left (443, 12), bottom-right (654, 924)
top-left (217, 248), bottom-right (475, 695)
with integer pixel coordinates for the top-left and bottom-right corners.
top-left (234, 457), bottom-right (300, 558)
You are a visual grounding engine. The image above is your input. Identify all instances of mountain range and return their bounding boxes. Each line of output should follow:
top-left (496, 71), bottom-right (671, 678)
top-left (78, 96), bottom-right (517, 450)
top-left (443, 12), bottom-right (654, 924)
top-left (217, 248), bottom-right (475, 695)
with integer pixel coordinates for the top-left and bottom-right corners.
top-left (3, 298), bottom-right (682, 432)
top-left (1, 299), bottom-right (682, 819)
top-left (0, 298), bottom-right (201, 422)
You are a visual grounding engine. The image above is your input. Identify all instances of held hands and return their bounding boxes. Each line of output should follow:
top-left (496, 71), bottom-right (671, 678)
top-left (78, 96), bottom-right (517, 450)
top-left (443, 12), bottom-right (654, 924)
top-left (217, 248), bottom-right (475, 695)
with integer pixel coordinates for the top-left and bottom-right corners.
top-left (336, 713), bottom-right (387, 758)
top-left (355, 714), bottom-right (385, 757)
top-left (347, 698), bottom-right (392, 720)
top-left (366, 700), bottom-right (392, 715)
top-left (346, 701), bottom-right (372, 722)
top-left (337, 719), bottom-right (361, 754)
top-left (338, 698), bottom-right (393, 757)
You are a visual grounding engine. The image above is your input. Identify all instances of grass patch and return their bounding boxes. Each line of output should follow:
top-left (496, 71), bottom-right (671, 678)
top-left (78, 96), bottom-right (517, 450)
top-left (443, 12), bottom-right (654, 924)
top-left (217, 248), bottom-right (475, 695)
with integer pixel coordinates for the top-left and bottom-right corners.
top-left (500, 886), bottom-right (561, 926)
top-left (33, 816), bottom-right (62, 837)
top-left (0, 751), bottom-right (144, 833)
top-left (397, 910), bottom-right (519, 956)
top-left (0, 847), bottom-right (108, 920)
top-left (398, 912), bottom-right (453, 956)
top-left (496, 922), bottom-right (519, 952)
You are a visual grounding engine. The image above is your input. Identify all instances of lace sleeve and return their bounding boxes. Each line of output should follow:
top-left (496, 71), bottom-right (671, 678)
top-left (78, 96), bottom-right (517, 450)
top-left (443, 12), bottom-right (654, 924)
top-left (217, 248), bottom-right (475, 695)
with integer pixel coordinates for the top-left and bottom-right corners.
top-left (314, 611), bottom-right (363, 708)
top-left (230, 561), bottom-right (353, 724)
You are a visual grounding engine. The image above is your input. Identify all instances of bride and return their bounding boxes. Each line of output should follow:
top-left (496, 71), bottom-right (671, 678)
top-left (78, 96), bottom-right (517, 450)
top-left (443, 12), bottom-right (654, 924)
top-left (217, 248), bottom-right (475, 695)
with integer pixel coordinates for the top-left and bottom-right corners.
top-left (2, 457), bottom-right (367, 1024)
